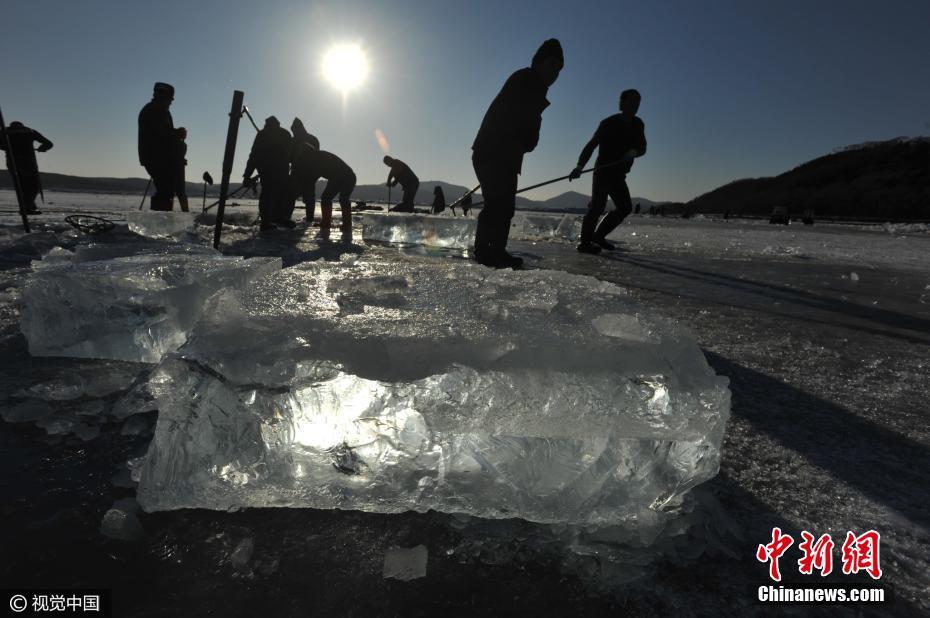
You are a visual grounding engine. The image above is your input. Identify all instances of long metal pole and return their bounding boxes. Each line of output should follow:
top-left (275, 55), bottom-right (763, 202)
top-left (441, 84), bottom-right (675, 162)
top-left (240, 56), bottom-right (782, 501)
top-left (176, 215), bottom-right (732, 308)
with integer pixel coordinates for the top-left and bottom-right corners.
top-left (0, 105), bottom-right (29, 232)
top-left (213, 90), bottom-right (244, 249)
top-left (138, 177), bottom-right (152, 210)
top-left (467, 160), bottom-right (627, 208)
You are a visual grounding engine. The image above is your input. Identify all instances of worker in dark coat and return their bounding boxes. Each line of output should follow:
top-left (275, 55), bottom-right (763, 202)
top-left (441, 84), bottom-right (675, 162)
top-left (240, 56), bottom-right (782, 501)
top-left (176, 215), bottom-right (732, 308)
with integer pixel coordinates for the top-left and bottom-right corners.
top-left (570, 88), bottom-right (647, 254)
top-left (471, 38), bottom-right (563, 268)
top-left (1, 121), bottom-right (53, 214)
top-left (287, 117), bottom-right (321, 223)
top-left (383, 155), bottom-right (419, 212)
top-left (138, 82), bottom-right (185, 211)
top-left (243, 116), bottom-right (293, 230)
top-left (431, 186), bottom-right (446, 214)
top-left (291, 142), bottom-right (355, 241)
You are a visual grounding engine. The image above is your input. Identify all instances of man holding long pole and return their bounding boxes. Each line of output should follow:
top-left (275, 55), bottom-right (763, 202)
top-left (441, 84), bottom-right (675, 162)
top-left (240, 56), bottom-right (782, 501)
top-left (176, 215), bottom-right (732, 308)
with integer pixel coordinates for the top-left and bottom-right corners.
top-left (470, 39), bottom-right (564, 269)
top-left (0, 120), bottom-right (53, 215)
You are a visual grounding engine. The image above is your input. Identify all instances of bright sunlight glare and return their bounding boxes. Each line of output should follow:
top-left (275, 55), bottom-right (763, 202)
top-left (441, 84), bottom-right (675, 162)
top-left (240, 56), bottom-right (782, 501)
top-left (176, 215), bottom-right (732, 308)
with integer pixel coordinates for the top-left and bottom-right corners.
top-left (322, 44), bottom-right (369, 94)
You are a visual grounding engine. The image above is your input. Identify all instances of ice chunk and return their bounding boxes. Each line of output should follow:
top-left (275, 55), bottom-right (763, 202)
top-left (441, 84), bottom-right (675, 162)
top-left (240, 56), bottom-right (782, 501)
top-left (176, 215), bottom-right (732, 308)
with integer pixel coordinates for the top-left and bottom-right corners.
top-left (511, 212), bottom-right (582, 242)
top-left (99, 498), bottom-right (145, 541)
top-left (1, 399), bottom-right (54, 423)
top-left (126, 210), bottom-right (198, 241)
top-left (383, 545), bottom-right (428, 581)
top-left (138, 254), bottom-right (730, 533)
top-left (362, 211), bottom-right (582, 250)
top-left (20, 254), bottom-right (281, 363)
top-left (229, 537), bottom-right (255, 569)
top-left (362, 212), bottom-right (477, 249)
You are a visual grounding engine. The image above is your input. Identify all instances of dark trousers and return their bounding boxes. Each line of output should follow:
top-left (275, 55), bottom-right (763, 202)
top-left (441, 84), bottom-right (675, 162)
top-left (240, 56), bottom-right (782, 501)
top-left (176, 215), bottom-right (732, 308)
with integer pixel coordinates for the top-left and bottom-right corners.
top-left (287, 174), bottom-right (317, 222)
top-left (400, 179), bottom-right (419, 210)
top-left (257, 165), bottom-right (290, 223)
top-left (9, 171), bottom-right (40, 211)
top-left (580, 173), bottom-right (633, 243)
top-left (144, 164), bottom-right (176, 211)
top-left (320, 172), bottom-right (356, 238)
top-left (472, 151), bottom-right (519, 259)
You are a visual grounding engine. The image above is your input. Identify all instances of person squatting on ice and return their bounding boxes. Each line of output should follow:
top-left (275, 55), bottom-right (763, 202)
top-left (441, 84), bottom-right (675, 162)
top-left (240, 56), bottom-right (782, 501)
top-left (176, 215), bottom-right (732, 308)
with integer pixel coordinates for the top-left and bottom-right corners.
top-left (383, 155), bottom-right (419, 212)
top-left (243, 116), bottom-right (293, 230)
top-left (291, 141), bottom-right (356, 242)
top-left (1, 121), bottom-right (53, 214)
top-left (138, 82), bottom-right (186, 211)
top-left (571, 88), bottom-right (647, 254)
top-left (471, 38), bottom-right (564, 269)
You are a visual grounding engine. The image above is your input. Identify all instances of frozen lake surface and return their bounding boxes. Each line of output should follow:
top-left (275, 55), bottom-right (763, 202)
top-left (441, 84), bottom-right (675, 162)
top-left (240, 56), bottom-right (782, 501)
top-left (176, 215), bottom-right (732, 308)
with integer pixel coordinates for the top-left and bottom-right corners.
top-left (1, 191), bottom-right (928, 616)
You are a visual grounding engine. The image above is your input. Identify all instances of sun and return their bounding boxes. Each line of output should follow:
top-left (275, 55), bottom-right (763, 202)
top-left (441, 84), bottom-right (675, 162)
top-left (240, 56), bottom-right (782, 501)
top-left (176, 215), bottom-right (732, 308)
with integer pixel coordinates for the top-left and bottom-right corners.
top-left (322, 43), bottom-right (369, 94)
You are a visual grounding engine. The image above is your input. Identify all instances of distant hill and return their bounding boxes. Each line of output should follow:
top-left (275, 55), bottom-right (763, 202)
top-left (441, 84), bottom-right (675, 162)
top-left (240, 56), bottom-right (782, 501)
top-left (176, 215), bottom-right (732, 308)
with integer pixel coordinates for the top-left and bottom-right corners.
top-left (686, 137), bottom-right (930, 220)
top-left (0, 172), bottom-right (660, 213)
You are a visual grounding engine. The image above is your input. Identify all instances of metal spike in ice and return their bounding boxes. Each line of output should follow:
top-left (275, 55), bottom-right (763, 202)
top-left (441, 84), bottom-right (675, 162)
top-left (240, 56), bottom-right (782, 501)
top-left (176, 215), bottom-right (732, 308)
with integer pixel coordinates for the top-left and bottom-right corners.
top-left (20, 254), bottom-right (281, 363)
top-left (138, 253), bottom-right (730, 531)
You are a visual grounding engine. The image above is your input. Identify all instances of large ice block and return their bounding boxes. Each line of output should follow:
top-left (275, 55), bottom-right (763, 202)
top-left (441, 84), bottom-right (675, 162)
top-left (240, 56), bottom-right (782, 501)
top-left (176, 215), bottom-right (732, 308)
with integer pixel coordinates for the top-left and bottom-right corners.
top-left (361, 211), bottom-right (582, 250)
top-left (20, 254), bottom-right (281, 362)
top-left (138, 253), bottom-right (731, 531)
top-left (126, 210), bottom-right (198, 240)
top-left (362, 212), bottom-right (477, 249)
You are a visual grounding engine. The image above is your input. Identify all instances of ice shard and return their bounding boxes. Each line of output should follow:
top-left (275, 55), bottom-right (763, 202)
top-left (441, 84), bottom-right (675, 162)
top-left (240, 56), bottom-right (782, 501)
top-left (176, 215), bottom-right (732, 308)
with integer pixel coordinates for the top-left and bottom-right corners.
top-left (511, 212), bottom-right (582, 242)
top-left (20, 254), bottom-right (281, 363)
top-left (126, 210), bottom-right (198, 241)
top-left (138, 253), bottom-right (731, 531)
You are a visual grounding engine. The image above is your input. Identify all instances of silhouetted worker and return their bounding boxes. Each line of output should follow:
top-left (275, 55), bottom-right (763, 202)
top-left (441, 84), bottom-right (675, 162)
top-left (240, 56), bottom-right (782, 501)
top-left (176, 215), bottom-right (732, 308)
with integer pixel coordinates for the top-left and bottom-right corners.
top-left (472, 38), bottom-right (563, 268)
top-left (461, 194), bottom-right (472, 217)
top-left (291, 142), bottom-right (355, 241)
top-left (138, 82), bottom-right (186, 211)
top-left (1, 121), bottom-right (53, 214)
top-left (243, 116), bottom-right (293, 230)
top-left (431, 186), bottom-right (446, 214)
top-left (383, 155), bottom-right (419, 212)
top-left (174, 127), bottom-right (190, 212)
top-left (570, 88), bottom-right (646, 254)
top-left (287, 117), bottom-right (321, 223)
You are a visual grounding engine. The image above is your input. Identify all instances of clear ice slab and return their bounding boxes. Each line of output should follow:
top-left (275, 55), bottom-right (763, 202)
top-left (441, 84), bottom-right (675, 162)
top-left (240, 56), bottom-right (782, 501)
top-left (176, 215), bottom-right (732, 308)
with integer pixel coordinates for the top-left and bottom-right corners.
top-left (362, 211), bottom-right (477, 249)
top-left (361, 211), bottom-right (582, 250)
top-left (126, 210), bottom-right (198, 241)
top-left (138, 253), bottom-right (730, 531)
top-left (20, 254), bottom-right (281, 363)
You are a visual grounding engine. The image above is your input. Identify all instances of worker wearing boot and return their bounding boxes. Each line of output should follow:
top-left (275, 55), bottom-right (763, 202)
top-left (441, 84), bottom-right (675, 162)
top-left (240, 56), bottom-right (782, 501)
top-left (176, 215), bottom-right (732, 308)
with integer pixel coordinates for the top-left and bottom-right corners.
top-left (570, 89), bottom-right (646, 254)
top-left (291, 141), bottom-right (355, 242)
top-left (383, 155), bottom-right (419, 212)
top-left (471, 38), bottom-right (564, 269)
top-left (138, 82), bottom-right (186, 211)
top-left (243, 116), bottom-right (293, 230)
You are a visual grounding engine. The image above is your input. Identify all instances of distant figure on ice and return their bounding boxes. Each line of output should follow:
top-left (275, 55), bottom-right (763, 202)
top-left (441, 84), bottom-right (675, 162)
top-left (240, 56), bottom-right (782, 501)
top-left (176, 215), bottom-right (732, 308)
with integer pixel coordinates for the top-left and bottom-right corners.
top-left (472, 38), bottom-right (563, 268)
top-left (291, 141), bottom-right (356, 242)
top-left (570, 88), bottom-right (646, 254)
top-left (1, 121), bottom-right (53, 215)
top-left (288, 117), bottom-right (321, 224)
top-left (460, 194), bottom-right (472, 217)
top-left (138, 82), bottom-right (186, 211)
top-left (174, 127), bottom-right (190, 212)
top-left (431, 186), bottom-right (446, 214)
top-left (242, 116), bottom-right (293, 230)
top-left (383, 155), bottom-right (419, 212)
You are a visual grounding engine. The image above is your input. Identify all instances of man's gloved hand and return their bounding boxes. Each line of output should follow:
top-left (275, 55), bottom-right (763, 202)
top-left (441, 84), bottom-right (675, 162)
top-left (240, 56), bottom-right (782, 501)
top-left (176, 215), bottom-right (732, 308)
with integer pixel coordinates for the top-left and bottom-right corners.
top-left (568, 166), bottom-right (582, 181)
top-left (177, 127), bottom-right (188, 140)
top-left (242, 176), bottom-right (257, 188)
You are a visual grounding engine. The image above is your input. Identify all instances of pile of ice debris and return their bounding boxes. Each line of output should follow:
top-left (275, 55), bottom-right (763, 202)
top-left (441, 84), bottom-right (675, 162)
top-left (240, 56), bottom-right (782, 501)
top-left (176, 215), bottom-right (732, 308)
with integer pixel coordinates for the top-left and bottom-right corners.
top-left (135, 252), bottom-right (731, 543)
top-left (362, 211), bottom-right (581, 249)
top-left (20, 248), bottom-right (281, 362)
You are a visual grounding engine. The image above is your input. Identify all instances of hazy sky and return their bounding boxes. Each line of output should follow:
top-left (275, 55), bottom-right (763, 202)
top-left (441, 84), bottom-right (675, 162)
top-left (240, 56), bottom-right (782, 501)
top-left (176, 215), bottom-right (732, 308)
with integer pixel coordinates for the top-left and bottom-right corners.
top-left (2, 0), bottom-right (928, 202)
